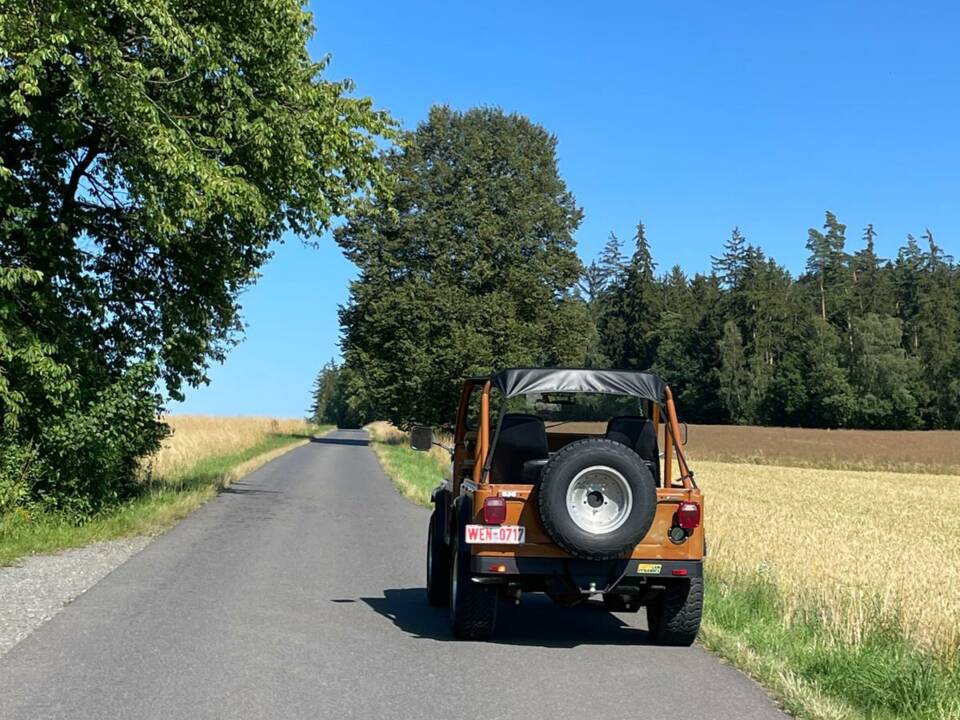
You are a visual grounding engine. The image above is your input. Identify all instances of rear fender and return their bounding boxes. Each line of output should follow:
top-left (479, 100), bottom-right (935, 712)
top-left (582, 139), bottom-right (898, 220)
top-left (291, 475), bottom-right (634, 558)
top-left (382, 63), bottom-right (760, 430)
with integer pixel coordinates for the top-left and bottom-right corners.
top-left (449, 494), bottom-right (474, 549)
top-left (431, 484), bottom-right (449, 545)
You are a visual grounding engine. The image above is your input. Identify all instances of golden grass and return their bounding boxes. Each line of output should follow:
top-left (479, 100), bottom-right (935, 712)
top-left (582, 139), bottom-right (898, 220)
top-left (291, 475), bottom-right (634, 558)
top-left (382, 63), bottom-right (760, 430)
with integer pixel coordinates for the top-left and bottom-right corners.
top-left (699, 460), bottom-right (960, 659)
top-left (147, 415), bottom-right (314, 482)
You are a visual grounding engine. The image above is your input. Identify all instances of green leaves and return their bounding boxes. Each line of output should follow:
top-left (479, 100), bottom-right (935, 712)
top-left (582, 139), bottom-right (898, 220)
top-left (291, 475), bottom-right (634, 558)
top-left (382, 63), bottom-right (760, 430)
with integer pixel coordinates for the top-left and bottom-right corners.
top-left (0, 1), bottom-right (393, 512)
top-left (337, 106), bottom-right (589, 427)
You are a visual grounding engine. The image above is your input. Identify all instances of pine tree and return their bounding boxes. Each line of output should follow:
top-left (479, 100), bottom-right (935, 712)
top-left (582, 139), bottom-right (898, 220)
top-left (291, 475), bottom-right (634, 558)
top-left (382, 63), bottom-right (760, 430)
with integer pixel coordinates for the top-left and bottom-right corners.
top-left (597, 232), bottom-right (627, 287)
top-left (805, 211), bottom-right (851, 324)
top-left (718, 320), bottom-right (750, 423)
top-left (711, 227), bottom-right (750, 289)
top-left (913, 230), bottom-right (959, 426)
top-left (851, 224), bottom-right (892, 316)
top-left (616, 221), bottom-right (661, 370)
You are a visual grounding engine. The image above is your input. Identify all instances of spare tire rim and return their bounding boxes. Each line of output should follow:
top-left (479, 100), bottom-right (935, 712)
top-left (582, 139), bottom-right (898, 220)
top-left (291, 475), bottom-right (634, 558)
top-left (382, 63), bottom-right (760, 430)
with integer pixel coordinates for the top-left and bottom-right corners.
top-left (566, 465), bottom-right (633, 534)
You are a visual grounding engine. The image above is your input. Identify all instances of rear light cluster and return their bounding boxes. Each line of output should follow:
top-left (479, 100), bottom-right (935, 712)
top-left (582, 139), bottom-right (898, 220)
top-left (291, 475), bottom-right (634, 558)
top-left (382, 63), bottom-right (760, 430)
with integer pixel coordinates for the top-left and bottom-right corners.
top-left (482, 497), bottom-right (507, 525)
top-left (677, 502), bottom-right (701, 530)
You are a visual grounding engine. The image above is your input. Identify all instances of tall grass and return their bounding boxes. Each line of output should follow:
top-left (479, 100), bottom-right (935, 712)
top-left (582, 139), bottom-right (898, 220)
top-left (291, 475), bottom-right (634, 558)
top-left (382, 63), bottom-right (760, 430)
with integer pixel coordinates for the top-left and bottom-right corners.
top-left (146, 415), bottom-right (315, 481)
top-left (698, 461), bottom-right (960, 660)
top-left (1, 416), bottom-right (326, 565)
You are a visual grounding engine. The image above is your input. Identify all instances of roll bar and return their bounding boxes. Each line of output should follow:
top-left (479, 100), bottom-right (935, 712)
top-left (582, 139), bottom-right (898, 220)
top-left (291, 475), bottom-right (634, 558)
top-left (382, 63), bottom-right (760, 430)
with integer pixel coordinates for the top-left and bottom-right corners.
top-left (473, 382), bottom-right (694, 489)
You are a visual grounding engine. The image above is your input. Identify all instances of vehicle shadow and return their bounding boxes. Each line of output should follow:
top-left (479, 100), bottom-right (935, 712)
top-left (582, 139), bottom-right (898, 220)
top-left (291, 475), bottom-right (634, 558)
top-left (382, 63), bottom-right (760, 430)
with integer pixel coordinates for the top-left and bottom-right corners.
top-left (358, 588), bottom-right (654, 648)
top-left (310, 436), bottom-right (370, 447)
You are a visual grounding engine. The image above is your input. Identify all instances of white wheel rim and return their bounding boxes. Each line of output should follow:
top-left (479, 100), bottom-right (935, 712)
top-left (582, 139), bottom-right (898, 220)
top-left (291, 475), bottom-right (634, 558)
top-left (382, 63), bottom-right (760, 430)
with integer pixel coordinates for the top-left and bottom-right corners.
top-left (565, 465), bottom-right (633, 534)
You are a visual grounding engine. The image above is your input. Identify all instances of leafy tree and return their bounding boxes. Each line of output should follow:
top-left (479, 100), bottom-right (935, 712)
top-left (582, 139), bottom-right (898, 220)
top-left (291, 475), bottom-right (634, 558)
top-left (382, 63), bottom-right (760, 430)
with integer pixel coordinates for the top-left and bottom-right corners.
top-left (847, 314), bottom-right (923, 428)
top-left (0, 0), bottom-right (392, 511)
top-left (337, 106), bottom-right (589, 427)
top-left (800, 319), bottom-right (854, 427)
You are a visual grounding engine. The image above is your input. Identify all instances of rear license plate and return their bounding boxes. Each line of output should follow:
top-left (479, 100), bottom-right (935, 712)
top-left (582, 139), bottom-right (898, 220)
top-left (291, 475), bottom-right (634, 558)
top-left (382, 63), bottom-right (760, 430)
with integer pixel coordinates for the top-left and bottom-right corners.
top-left (464, 524), bottom-right (526, 544)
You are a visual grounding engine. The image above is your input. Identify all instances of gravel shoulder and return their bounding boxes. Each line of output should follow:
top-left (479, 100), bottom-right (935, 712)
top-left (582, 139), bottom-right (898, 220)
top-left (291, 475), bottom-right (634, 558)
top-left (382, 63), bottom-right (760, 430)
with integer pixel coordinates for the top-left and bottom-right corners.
top-left (0, 536), bottom-right (152, 656)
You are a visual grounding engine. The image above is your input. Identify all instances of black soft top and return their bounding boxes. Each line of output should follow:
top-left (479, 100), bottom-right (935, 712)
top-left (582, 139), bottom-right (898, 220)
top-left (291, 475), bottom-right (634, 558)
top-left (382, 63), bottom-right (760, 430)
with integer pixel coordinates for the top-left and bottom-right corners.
top-left (489, 368), bottom-right (666, 404)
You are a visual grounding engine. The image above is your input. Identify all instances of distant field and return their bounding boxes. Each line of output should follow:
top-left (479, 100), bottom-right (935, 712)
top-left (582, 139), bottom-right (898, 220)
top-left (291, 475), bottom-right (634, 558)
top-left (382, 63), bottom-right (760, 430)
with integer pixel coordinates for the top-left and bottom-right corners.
top-left (685, 423), bottom-right (960, 474)
top-left (544, 421), bottom-right (960, 474)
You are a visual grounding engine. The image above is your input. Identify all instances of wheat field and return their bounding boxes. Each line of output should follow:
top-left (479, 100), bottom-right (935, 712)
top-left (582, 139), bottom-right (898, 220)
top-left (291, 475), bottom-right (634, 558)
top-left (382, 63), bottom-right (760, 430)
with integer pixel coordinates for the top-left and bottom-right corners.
top-left (699, 460), bottom-right (960, 659)
top-left (148, 415), bottom-right (314, 481)
top-left (365, 420), bottom-right (960, 659)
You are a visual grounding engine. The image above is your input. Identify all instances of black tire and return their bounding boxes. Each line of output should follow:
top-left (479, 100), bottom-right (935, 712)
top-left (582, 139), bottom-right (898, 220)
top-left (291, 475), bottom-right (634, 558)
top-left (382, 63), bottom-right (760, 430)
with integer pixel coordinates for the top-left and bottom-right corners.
top-left (646, 577), bottom-right (703, 646)
top-left (449, 533), bottom-right (497, 640)
top-left (538, 438), bottom-right (657, 560)
top-left (602, 593), bottom-right (641, 613)
top-left (426, 510), bottom-right (450, 607)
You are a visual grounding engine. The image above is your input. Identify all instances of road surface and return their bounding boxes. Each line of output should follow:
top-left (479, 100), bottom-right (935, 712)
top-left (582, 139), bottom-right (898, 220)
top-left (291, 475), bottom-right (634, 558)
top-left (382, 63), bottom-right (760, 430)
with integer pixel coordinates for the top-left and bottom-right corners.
top-left (0, 429), bottom-right (786, 719)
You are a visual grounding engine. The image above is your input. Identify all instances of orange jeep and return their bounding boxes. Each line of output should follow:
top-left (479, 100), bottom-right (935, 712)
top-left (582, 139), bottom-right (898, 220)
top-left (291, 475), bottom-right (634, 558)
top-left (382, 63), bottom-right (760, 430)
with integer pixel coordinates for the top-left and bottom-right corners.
top-left (411, 368), bottom-right (704, 643)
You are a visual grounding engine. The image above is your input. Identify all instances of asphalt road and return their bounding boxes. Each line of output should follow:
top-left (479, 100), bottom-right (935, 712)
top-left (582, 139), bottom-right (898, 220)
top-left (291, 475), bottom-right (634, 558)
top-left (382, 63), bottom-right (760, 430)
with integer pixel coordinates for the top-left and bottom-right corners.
top-left (0, 429), bottom-right (786, 719)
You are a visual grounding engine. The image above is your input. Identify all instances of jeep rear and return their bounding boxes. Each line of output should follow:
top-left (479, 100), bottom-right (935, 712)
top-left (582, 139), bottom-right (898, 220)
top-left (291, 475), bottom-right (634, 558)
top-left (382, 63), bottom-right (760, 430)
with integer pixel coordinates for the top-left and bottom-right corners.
top-left (414, 368), bottom-right (703, 643)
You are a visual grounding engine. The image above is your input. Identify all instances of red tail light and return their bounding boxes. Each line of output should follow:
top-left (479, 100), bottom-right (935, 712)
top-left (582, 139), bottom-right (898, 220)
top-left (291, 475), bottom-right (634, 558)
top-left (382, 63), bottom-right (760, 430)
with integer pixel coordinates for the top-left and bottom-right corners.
top-left (482, 497), bottom-right (507, 524)
top-left (677, 502), bottom-right (701, 530)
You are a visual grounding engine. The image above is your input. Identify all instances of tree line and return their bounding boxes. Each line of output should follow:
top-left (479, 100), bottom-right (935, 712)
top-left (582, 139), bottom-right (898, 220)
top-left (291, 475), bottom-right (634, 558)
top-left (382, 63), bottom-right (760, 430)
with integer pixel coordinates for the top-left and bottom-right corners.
top-left (313, 107), bottom-right (959, 431)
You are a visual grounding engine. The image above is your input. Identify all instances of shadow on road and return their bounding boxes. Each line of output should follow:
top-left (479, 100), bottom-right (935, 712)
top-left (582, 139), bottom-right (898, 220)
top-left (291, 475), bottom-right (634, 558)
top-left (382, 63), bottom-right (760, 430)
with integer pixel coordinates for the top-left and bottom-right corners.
top-left (310, 436), bottom-right (370, 447)
top-left (358, 588), bottom-right (654, 648)
top-left (221, 483), bottom-right (281, 495)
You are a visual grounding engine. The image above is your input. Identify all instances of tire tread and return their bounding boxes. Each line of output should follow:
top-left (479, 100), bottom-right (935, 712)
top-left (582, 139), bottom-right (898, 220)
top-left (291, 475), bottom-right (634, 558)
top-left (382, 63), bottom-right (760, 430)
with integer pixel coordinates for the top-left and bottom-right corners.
top-left (647, 577), bottom-right (703, 646)
top-left (449, 536), bottom-right (497, 640)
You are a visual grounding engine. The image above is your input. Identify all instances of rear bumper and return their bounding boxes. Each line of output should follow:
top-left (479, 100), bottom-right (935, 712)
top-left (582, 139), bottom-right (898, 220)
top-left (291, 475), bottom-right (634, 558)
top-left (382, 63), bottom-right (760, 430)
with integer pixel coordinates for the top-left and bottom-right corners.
top-left (470, 556), bottom-right (703, 580)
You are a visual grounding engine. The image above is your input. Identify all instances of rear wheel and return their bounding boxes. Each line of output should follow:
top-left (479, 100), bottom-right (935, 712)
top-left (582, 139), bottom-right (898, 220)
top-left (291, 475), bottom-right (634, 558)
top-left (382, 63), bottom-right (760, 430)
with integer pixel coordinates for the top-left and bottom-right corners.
top-left (646, 578), bottom-right (703, 646)
top-left (426, 510), bottom-right (450, 607)
top-left (449, 534), bottom-right (497, 640)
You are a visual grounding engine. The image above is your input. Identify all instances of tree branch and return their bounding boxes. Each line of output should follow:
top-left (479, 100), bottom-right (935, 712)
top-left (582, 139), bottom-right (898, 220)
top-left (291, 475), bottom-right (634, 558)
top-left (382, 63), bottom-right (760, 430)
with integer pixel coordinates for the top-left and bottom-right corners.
top-left (60, 129), bottom-right (102, 226)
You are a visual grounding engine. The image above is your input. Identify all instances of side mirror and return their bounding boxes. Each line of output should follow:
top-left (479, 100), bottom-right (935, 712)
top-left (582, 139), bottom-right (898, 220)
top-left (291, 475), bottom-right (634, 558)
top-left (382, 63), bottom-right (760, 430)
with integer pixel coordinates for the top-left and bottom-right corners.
top-left (681, 422), bottom-right (689, 446)
top-left (410, 425), bottom-right (433, 452)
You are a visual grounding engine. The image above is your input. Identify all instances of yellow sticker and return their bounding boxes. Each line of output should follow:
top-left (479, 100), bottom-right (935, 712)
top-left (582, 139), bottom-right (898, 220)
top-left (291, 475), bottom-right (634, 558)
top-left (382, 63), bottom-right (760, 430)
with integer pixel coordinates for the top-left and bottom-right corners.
top-left (636, 563), bottom-right (662, 574)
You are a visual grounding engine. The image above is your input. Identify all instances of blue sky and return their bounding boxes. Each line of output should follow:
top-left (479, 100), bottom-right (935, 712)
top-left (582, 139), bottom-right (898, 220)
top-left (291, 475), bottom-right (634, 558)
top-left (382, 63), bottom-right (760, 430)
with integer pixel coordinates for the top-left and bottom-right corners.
top-left (176, 1), bottom-right (960, 417)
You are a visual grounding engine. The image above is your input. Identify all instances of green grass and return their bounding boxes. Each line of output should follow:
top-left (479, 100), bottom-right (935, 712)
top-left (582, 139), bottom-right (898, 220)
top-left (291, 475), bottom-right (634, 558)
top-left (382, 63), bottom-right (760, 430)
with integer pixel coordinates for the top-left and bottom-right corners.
top-left (702, 572), bottom-right (960, 720)
top-left (369, 440), bottom-right (447, 506)
top-left (0, 429), bottom-right (329, 566)
top-left (367, 429), bottom-right (959, 719)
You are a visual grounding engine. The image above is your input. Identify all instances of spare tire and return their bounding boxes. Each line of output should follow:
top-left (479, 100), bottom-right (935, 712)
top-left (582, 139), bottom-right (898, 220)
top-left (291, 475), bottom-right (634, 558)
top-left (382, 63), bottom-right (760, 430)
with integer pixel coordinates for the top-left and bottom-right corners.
top-left (538, 438), bottom-right (657, 560)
